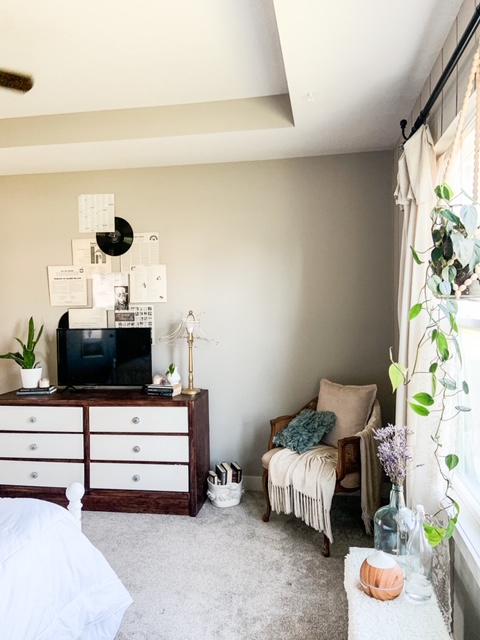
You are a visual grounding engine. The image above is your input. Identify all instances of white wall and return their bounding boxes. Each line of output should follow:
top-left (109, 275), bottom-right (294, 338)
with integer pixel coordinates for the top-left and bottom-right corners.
top-left (0, 153), bottom-right (394, 481)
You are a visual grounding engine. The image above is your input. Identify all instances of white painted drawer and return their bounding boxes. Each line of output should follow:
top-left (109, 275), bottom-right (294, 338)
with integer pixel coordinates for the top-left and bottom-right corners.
top-left (0, 406), bottom-right (83, 432)
top-left (0, 433), bottom-right (83, 459)
top-left (89, 406), bottom-right (188, 433)
top-left (90, 434), bottom-right (189, 462)
top-left (90, 462), bottom-right (189, 492)
top-left (0, 460), bottom-right (84, 487)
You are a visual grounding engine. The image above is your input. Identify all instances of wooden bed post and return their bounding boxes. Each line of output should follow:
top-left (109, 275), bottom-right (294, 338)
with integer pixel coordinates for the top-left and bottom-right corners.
top-left (66, 483), bottom-right (85, 529)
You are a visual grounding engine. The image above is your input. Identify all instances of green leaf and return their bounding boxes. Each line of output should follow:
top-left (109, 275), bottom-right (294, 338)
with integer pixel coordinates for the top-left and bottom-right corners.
top-left (445, 453), bottom-right (459, 470)
top-left (449, 313), bottom-right (458, 333)
top-left (389, 362), bottom-right (407, 392)
top-left (439, 280), bottom-right (452, 296)
top-left (453, 500), bottom-right (460, 517)
top-left (423, 523), bottom-right (444, 547)
top-left (431, 246), bottom-right (443, 263)
top-left (27, 316), bottom-right (35, 351)
top-left (410, 246), bottom-right (423, 265)
top-left (445, 299), bottom-right (458, 315)
top-left (439, 377), bottom-right (457, 390)
top-left (462, 380), bottom-right (469, 394)
top-left (408, 303), bottom-right (423, 320)
top-left (413, 392), bottom-right (434, 406)
top-left (459, 204), bottom-right (478, 236)
top-left (441, 264), bottom-right (457, 283)
top-left (444, 519), bottom-right (457, 539)
top-left (455, 405), bottom-right (471, 412)
top-left (452, 336), bottom-right (462, 366)
top-left (429, 362), bottom-right (438, 373)
top-left (438, 302), bottom-right (449, 317)
top-left (427, 275), bottom-right (442, 294)
top-left (431, 372), bottom-right (437, 397)
top-left (435, 183), bottom-right (454, 201)
top-left (440, 208), bottom-right (461, 226)
top-left (409, 402), bottom-right (430, 416)
top-left (0, 352), bottom-right (24, 367)
top-left (452, 233), bottom-right (474, 268)
top-left (23, 351), bottom-right (35, 369)
top-left (470, 238), bottom-right (480, 271)
top-left (436, 332), bottom-right (449, 360)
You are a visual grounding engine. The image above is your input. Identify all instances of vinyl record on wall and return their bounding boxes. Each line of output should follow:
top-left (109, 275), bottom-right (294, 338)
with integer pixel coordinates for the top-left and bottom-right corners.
top-left (96, 217), bottom-right (134, 256)
top-left (58, 312), bottom-right (69, 329)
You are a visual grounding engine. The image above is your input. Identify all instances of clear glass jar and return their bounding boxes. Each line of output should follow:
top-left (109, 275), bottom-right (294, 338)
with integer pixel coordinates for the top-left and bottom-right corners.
top-left (374, 484), bottom-right (410, 567)
top-left (405, 504), bottom-right (433, 602)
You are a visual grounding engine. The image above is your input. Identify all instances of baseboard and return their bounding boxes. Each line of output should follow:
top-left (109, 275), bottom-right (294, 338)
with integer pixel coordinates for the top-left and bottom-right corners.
top-left (243, 475), bottom-right (262, 492)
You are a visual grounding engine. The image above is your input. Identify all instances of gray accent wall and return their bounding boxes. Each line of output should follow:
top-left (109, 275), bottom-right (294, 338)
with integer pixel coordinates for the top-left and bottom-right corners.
top-left (0, 152), bottom-right (394, 480)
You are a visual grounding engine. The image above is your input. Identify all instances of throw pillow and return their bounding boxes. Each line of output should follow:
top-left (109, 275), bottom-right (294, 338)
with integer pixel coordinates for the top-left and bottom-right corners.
top-left (317, 379), bottom-right (377, 448)
top-left (272, 409), bottom-right (336, 454)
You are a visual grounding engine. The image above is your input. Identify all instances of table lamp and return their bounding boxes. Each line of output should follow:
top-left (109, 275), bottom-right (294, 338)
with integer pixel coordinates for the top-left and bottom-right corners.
top-left (159, 310), bottom-right (216, 395)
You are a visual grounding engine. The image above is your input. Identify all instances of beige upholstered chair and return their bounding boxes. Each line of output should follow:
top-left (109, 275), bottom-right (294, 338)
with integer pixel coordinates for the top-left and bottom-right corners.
top-left (261, 379), bottom-right (382, 557)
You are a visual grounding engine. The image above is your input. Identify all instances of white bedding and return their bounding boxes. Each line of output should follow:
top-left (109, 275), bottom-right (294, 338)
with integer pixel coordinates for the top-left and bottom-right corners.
top-left (0, 497), bottom-right (132, 640)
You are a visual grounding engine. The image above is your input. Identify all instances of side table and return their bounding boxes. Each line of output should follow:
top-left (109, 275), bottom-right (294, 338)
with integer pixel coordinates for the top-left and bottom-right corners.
top-left (344, 547), bottom-right (451, 640)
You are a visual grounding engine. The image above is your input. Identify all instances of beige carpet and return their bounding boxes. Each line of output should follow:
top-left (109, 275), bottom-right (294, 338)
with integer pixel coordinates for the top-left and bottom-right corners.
top-left (81, 491), bottom-right (372, 640)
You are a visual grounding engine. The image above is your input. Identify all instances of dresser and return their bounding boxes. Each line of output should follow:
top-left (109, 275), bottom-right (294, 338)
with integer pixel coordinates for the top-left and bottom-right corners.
top-left (0, 389), bottom-right (210, 516)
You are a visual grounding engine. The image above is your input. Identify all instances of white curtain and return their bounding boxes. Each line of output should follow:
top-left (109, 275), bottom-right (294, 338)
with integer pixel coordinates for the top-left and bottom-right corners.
top-left (394, 125), bottom-right (442, 511)
top-left (394, 124), bottom-right (452, 625)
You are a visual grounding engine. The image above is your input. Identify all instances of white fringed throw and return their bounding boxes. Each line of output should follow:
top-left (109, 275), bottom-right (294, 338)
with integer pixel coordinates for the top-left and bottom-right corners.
top-left (268, 445), bottom-right (338, 542)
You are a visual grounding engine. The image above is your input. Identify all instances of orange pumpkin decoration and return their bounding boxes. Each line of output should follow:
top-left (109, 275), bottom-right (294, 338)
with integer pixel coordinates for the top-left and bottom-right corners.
top-left (359, 550), bottom-right (404, 601)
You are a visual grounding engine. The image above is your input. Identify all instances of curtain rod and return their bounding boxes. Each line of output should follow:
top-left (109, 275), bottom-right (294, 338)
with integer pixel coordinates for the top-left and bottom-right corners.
top-left (400, 4), bottom-right (480, 140)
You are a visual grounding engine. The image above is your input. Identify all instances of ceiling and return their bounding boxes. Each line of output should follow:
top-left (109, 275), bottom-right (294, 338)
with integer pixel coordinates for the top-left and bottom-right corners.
top-left (0, 0), bottom-right (465, 175)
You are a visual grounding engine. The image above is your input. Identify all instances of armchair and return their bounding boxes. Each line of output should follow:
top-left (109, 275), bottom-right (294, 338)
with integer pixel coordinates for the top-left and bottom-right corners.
top-left (261, 380), bottom-right (382, 557)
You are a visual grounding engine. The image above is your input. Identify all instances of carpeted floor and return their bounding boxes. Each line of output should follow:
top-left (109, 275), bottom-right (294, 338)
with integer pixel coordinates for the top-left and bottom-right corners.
top-left (82, 490), bottom-right (373, 639)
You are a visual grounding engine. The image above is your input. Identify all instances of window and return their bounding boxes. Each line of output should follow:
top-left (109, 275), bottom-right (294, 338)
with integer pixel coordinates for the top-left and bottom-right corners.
top-left (446, 116), bottom-right (480, 577)
top-left (456, 315), bottom-right (480, 493)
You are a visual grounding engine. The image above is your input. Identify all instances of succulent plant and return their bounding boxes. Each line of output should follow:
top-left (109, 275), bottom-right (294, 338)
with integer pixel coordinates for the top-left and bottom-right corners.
top-left (0, 317), bottom-right (44, 369)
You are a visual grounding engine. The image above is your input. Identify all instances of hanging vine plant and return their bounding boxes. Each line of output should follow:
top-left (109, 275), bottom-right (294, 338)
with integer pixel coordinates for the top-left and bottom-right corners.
top-left (421, 183), bottom-right (480, 297)
top-left (389, 182), bottom-right (478, 546)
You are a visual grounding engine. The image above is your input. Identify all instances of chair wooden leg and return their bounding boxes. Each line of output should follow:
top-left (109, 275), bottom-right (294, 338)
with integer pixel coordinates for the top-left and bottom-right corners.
top-left (322, 533), bottom-right (330, 557)
top-left (262, 468), bottom-right (271, 522)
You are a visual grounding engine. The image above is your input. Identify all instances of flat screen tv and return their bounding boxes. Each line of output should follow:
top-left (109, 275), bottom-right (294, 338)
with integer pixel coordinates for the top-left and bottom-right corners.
top-left (57, 328), bottom-right (152, 388)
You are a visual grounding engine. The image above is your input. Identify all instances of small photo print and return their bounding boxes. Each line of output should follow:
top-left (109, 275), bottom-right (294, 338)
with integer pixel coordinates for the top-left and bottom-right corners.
top-left (114, 285), bottom-right (129, 311)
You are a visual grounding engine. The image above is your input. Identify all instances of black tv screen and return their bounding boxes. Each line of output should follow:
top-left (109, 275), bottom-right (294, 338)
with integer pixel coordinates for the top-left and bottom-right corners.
top-left (57, 328), bottom-right (152, 388)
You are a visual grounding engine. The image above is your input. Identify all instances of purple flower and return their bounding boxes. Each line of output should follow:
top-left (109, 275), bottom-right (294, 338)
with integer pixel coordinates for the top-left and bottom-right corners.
top-left (373, 423), bottom-right (413, 486)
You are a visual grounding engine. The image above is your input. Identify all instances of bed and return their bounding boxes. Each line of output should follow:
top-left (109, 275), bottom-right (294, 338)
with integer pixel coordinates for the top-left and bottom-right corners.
top-left (0, 483), bottom-right (132, 640)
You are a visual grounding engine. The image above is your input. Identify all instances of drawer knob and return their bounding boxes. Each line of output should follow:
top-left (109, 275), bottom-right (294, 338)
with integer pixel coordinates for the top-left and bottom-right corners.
top-left (133, 445), bottom-right (141, 453)
top-left (132, 416), bottom-right (140, 424)
top-left (31, 471), bottom-right (38, 479)
top-left (30, 443), bottom-right (38, 450)
top-left (132, 474), bottom-right (140, 482)
top-left (29, 416), bottom-right (37, 423)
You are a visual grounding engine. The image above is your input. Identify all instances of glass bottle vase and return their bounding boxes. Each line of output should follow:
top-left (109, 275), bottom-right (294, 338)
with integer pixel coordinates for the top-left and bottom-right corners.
top-left (405, 504), bottom-right (433, 602)
top-left (374, 484), bottom-right (409, 567)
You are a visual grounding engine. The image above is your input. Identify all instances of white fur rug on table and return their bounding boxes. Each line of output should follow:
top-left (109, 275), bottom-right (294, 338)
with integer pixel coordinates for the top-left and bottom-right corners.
top-left (344, 547), bottom-right (450, 640)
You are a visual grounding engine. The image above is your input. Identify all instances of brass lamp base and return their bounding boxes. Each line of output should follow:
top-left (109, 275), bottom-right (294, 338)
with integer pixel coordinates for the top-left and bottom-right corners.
top-left (182, 386), bottom-right (200, 396)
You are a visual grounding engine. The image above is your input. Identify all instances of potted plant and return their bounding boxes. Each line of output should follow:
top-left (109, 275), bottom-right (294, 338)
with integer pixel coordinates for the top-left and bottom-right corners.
top-left (414, 183), bottom-right (480, 298)
top-left (165, 362), bottom-right (181, 385)
top-left (0, 317), bottom-right (44, 388)
top-left (389, 183), bottom-right (479, 547)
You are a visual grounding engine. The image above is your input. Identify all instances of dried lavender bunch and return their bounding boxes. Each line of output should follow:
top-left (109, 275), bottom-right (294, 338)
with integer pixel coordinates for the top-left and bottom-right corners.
top-left (373, 423), bottom-right (413, 486)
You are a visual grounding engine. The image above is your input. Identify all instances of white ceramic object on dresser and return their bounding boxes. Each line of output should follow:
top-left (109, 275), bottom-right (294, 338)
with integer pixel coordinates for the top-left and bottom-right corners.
top-left (20, 367), bottom-right (42, 389)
